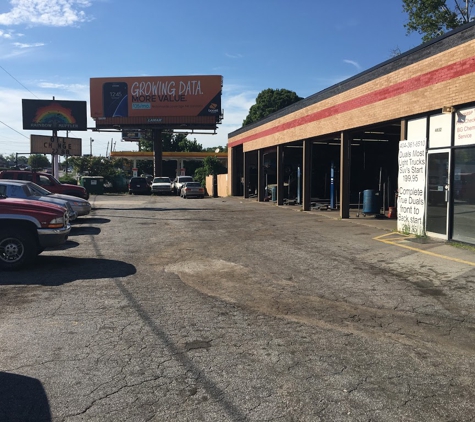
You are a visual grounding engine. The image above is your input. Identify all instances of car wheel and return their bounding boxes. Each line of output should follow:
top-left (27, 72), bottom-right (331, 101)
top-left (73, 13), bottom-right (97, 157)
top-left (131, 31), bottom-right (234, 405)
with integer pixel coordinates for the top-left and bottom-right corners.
top-left (0, 228), bottom-right (37, 271)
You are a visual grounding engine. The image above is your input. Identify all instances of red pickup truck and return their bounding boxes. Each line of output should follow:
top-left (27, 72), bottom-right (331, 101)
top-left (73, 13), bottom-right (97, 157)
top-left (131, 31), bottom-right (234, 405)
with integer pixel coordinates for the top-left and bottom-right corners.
top-left (0, 170), bottom-right (89, 199)
top-left (0, 196), bottom-right (71, 270)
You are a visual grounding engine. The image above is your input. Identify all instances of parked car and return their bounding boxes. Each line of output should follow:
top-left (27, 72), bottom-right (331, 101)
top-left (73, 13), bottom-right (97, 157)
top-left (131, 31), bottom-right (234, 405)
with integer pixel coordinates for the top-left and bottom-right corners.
top-left (141, 174), bottom-right (153, 185)
top-left (128, 177), bottom-right (151, 195)
top-left (5, 180), bottom-right (91, 216)
top-left (151, 177), bottom-right (173, 195)
top-left (180, 182), bottom-right (205, 199)
top-left (173, 175), bottom-right (194, 195)
top-left (0, 196), bottom-right (71, 270)
top-left (0, 170), bottom-right (89, 199)
top-left (0, 180), bottom-right (78, 221)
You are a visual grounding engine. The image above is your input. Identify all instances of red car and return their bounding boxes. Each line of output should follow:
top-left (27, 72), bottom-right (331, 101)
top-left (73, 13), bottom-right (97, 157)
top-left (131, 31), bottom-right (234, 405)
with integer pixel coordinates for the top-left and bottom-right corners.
top-left (0, 196), bottom-right (71, 270)
top-left (0, 170), bottom-right (89, 199)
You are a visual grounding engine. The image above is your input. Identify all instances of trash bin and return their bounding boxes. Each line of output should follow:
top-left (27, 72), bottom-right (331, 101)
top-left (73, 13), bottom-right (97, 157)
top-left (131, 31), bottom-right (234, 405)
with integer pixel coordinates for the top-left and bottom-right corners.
top-left (111, 175), bottom-right (127, 192)
top-left (362, 189), bottom-right (380, 215)
top-left (80, 176), bottom-right (104, 195)
top-left (272, 186), bottom-right (277, 202)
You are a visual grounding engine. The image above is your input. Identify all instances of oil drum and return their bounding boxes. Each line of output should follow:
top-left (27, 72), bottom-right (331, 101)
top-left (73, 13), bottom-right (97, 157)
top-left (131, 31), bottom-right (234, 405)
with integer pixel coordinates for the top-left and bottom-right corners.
top-left (362, 189), bottom-right (380, 215)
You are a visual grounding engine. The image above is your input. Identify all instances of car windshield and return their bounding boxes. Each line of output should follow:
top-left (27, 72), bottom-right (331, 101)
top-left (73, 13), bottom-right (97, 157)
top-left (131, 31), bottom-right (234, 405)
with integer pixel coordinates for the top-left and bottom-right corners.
top-left (26, 182), bottom-right (52, 196)
top-left (153, 178), bottom-right (170, 183)
top-left (185, 182), bottom-right (201, 187)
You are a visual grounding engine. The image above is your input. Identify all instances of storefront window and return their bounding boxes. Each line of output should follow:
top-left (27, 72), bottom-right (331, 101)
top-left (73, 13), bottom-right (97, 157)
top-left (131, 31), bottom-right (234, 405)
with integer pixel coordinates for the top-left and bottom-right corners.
top-left (453, 147), bottom-right (475, 243)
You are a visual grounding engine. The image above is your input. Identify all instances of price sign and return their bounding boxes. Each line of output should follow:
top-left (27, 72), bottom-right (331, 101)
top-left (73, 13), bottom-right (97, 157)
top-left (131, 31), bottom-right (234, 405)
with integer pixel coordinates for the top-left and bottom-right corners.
top-left (397, 139), bottom-right (426, 235)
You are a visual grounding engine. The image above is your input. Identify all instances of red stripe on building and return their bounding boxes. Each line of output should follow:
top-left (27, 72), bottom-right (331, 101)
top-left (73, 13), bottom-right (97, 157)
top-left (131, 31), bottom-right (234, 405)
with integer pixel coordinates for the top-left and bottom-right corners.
top-left (229, 56), bottom-right (475, 148)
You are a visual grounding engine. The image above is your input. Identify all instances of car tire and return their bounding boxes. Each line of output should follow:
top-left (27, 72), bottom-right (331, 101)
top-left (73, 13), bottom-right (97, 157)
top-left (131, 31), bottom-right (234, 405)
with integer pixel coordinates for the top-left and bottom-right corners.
top-left (0, 228), bottom-right (37, 271)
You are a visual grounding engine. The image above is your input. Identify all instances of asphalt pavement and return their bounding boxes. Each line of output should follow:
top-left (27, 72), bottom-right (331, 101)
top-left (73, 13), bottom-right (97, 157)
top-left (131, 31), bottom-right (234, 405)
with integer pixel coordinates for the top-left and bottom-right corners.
top-left (0, 194), bottom-right (474, 422)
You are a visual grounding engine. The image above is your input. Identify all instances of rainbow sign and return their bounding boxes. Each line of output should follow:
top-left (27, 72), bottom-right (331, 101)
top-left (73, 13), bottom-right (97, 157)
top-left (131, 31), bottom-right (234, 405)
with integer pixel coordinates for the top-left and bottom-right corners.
top-left (22, 99), bottom-right (87, 131)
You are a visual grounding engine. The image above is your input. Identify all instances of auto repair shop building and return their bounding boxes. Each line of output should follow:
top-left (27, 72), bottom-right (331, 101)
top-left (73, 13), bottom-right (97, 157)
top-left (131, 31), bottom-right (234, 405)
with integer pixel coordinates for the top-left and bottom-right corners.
top-left (227, 22), bottom-right (475, 245)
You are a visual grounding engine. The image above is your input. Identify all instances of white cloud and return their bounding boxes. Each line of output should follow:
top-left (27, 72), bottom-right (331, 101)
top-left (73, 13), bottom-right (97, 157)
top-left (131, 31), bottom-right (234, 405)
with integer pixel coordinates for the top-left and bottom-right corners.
top-left (343, 59), bottom-right (361, 70)
top-left (225, 53), bottom-right (243, 59)
top-left (37, 82), bottom-right (88, 93)
top-left (0, 29), bottom-right (14, 38)
top-left (193, 86), bottom-right (257, 148)
top-left (0, 0), bottom-right (92, 27)
top-left (12, 41), bottom-right (44, 48)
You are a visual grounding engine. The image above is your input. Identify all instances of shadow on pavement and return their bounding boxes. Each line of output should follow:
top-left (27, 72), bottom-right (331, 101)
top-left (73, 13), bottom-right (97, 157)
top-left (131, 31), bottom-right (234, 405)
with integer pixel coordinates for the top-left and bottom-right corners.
top-left (1, 257), bottom-right (136, 286)
top-left (0, 372), bottom-right (51, 422)
top-left (74, 217), bottom-right (110, 225)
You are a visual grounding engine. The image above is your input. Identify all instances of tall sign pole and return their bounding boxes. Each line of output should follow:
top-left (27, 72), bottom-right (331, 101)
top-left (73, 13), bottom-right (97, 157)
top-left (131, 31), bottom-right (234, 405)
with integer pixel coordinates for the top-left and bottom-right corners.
top-left (153, 129), bottom-right (163, 177)
top-left (52, 128), bottom-right (59, 178)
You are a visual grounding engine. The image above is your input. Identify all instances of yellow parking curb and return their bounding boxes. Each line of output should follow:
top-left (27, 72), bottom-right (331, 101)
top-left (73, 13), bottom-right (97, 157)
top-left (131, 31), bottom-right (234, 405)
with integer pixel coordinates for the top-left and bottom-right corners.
top-left (373, 233), bottom-right (475, 267)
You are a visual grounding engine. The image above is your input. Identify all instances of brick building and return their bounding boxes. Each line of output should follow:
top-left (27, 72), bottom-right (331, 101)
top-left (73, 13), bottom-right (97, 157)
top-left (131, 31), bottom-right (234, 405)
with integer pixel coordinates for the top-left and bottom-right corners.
top-left (227, 22), bottom-right (475, 244)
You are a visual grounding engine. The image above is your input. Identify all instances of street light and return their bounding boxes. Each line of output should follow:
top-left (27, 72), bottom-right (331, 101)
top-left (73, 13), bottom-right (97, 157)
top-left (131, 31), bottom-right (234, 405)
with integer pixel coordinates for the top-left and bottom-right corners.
top-left (90, 137), bottom-right (94, 156)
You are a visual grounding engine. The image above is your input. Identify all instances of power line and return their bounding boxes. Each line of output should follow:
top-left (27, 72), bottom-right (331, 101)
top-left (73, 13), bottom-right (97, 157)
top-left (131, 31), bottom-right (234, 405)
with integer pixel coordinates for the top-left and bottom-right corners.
top-left (0, 120), bottom-right (29, 139)
top-left (0, 65), bottom-right (39, 98)
top-left (0, 65), bottom-right (37, 147)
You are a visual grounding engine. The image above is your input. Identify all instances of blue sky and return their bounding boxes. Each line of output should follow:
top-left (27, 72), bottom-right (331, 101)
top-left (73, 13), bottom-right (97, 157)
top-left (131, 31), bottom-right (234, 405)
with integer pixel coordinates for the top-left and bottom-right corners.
top-left (0, 0), bottom-right (422, 158)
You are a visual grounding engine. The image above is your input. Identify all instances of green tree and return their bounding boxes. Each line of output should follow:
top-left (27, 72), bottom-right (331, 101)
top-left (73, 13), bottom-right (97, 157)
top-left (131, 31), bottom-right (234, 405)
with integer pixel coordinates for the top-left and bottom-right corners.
top-left (243, 88), bottom-right (303, 126)
top-left (5, 153), bottom-right (28, 167)
top-left (28, 154), bottom-right (50, 170)
top-left (403, 0), bottom-right (474, 42)
top-left (139, 132), bottom-right (202, 152)
top-left (68, 156), bottom-right (129, 179)
top-left (194, 155), bottom-right (227, 187)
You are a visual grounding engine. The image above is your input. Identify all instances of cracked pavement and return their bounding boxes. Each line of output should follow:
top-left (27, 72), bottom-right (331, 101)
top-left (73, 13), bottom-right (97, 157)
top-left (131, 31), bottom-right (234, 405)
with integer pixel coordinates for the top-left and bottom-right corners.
top-left (0, 194), bottom-right (474, 421)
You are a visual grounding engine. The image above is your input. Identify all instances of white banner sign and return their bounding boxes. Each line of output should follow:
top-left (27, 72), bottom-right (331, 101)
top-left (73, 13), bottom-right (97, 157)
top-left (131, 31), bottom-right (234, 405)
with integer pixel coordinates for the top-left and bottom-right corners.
top-left (455, 107), bottom-right (475, 146)
top-left (397, 139), bottom-right (426, 235)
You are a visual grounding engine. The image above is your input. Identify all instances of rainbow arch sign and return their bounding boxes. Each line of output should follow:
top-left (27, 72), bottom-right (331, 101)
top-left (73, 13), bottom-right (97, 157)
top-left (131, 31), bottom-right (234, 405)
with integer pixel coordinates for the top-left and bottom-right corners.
top-left (22, 99), bottom-right (87, 131)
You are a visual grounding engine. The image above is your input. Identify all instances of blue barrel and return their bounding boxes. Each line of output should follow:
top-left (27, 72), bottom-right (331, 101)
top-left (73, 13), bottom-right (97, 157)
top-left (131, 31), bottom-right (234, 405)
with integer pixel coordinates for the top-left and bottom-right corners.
top-left (362, 189), bottom-right (380, 214)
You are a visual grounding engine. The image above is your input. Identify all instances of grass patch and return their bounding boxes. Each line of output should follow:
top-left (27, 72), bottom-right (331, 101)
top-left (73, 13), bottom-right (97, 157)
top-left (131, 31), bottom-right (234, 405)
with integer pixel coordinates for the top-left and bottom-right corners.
top-left (448, 241), bottom-right (475, 252)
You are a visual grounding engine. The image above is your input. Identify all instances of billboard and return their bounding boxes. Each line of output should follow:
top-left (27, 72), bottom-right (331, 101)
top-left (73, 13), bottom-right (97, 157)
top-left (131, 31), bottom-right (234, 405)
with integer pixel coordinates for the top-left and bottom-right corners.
top-left (90, 75), bottom-right (222, 128)
top-left (31, 135), bottom-right (82, 156)
top-left (122, 130), bottom-right (142, 141)
top-left (22, 99), bottom-right (87, 131)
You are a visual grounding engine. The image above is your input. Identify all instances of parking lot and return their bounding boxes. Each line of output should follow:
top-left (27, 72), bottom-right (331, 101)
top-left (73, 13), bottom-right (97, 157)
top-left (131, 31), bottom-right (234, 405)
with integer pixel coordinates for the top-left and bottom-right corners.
top-left (1, 194), bottom-right (475, 421)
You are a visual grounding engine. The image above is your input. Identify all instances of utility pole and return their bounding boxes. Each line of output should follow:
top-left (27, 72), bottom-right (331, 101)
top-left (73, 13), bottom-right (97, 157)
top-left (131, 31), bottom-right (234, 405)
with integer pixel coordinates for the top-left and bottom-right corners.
top-left (90, 137), bottom-right (94, 156)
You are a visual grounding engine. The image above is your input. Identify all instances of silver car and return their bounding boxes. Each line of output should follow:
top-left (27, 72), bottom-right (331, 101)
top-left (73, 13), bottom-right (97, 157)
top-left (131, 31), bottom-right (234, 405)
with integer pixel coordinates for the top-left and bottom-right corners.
top-left (0, 180), bottom-right (77, 221)
top-left (24, 181), bottom-right (91, 216)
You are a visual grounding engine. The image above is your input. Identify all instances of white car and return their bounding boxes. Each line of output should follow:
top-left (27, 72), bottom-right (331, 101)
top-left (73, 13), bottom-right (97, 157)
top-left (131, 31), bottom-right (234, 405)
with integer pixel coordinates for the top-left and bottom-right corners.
top-left (173, 175), bottom-right (194, 195)
top-left (151, 177), bottom-right (173, 195)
